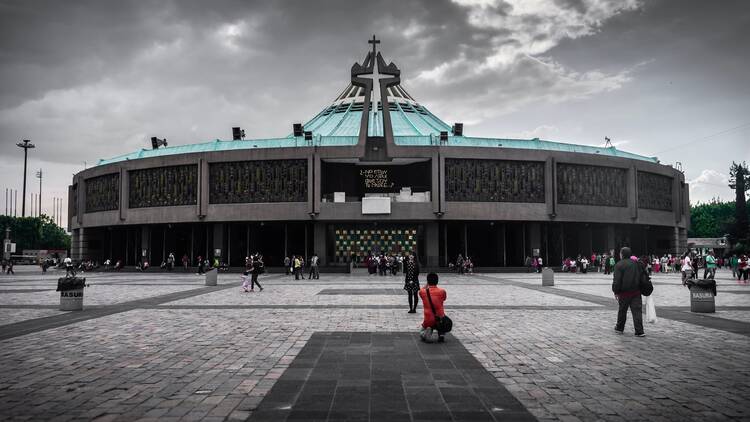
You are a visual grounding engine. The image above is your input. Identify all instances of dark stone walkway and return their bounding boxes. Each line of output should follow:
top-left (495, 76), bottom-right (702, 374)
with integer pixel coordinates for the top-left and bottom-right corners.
top-left (249, 332), bottom-right (535, 422)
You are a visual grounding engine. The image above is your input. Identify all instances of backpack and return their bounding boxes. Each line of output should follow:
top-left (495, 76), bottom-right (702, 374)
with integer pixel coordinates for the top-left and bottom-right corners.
top-left (639, 265), bottom-right (654, 296)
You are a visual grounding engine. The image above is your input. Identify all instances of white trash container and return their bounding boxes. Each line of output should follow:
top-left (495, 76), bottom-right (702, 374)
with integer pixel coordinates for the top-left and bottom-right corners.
top-left (205, 268), bottom-right (218, 286)
top-left (542, 268), bottom-right (554, 286)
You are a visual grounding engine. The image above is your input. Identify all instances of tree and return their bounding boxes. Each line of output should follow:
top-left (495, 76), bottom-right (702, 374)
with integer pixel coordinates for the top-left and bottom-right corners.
top-left (728, 161), bottom-right (750, 252)
top-left (688, 200), bottom-right (735, 238)
top-left (0, 214), bottom-right (70, 252)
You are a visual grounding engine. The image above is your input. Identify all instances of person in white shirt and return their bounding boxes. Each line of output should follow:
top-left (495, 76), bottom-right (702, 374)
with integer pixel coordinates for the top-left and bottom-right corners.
top-left (64, 257), bottom-right (74, 277)
top-left (681, 253), bottom-right (692, 285)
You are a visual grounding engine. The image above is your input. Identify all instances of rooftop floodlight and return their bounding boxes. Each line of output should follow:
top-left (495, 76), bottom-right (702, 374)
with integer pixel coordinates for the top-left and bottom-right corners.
top-left (304, 131), bottom-right (313, 141)
top-left (439, 131), bottom-right (448, 142)
top-left (232, 127), bottom-right (245, 140)
top-left (150, 137), bottom-right (168, 149)
top-left (452, 123), bottom-right (463, 136)
top-left (293, 123), bottom-right (303, 138)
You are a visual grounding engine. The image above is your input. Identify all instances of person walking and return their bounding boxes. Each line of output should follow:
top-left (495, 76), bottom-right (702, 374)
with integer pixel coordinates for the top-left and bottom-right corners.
top-left (250, 255), bottom-right (264, 291)
top-left (309, 253), bottom-right (320, 280)
top-left (612, 246), bottom-right (645, 337)
top-left (730, 253), bottom-right (739, 278)
top-left (64, 256), bottom-right (74, 277)
top-left (456, 254), bottom-right (464, 275)
top-left (196, 255), bottom-right (205, 275)
top-left (167, 252), bottom-right (175, 271)
top-left (738, 255), bottom-right (749, 282)
top-left (403, 254), bottom-right (420, 313)
top-left (419, 273), bottom-right (448, 343)
top-left (6, 259), bottom-right (14, 275)
top-left (293, 255), bottom-right (302, 280)
top-left (704, 251), bottom-right (717, 279)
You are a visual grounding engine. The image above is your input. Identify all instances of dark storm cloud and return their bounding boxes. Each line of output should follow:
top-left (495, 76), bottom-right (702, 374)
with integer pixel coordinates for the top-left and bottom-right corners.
top-left (0, 0), bottom-right (747, 209)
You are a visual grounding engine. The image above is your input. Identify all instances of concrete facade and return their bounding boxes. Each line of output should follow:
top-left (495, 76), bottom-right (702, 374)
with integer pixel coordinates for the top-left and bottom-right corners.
top-left (69, 144), bottom-right (689, 267)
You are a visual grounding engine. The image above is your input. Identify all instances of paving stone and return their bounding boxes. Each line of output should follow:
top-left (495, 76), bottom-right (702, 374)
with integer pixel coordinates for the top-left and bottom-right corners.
top-left (0, 268), bottom-right (748, 421)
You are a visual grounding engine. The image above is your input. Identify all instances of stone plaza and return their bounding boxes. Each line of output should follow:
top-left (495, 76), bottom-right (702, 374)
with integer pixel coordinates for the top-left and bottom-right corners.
top-left (0, 266), bottom-right (748, 421)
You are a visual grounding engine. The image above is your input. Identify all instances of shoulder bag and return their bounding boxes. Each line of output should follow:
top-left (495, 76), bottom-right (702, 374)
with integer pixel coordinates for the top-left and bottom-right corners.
top-left (426, 286), bottom-right (453, 333)
top-left (639, 265), bottom-right (654, 296)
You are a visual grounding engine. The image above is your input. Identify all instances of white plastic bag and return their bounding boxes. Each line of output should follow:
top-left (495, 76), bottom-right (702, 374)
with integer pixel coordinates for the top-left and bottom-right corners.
top-left (645, 295), bottom-right (657, 324)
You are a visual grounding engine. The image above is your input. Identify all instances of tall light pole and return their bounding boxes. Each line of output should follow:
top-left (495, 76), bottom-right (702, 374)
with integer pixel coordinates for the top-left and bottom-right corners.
top-left (36, 169), bottom-right (42, 216)
top-left (16, 139), bottom-right (35, 217)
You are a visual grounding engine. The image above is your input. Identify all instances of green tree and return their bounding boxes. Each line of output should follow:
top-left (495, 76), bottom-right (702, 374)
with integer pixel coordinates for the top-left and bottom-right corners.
top-left (688, 200), bottom-right (736, 238)
top-left (0, 214), bottom-right (70, 252)
top-left (728, 161), bottom-right (750, 252)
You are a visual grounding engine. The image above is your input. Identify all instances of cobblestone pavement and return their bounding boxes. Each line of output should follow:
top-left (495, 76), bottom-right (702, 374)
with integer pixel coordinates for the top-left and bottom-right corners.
top-left (0, 266), bottom-right (748, 421)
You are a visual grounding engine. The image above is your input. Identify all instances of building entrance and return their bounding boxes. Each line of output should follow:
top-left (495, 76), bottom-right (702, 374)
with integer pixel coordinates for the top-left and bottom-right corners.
top-left (330, 225), bottom-right (420, 264)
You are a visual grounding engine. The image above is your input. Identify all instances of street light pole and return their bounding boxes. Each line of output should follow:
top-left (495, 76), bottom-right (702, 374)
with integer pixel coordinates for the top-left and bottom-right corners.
top-left (16, 139), bottom-right (35, 217)
top-left (36, 169), bottom-right (42, 217)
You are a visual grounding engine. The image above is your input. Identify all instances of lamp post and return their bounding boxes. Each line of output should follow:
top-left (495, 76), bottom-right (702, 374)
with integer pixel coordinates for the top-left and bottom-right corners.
top-left (16, 140), bottom-right (35, 217)
top-left (36, 169), bottom-right (42, 216)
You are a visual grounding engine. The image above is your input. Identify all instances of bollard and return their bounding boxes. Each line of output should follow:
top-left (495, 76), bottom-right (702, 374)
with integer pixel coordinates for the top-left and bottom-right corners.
top-left (205, 268), bottom-right (218, 286)
top-left (690, 286), bottom-right (715, 313)
top-left (542, 267), bottom-right (554, 286)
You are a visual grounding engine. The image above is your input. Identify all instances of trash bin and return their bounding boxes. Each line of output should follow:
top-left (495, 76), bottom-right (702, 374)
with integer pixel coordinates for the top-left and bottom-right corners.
top-left (542, 267), bottom-right (554, 286)
top-left (57, 277), bottom-right (86, 311)
top-left (205, 268), bottom-right (218, 286)
top-left (690, 286), bottom-right (715, 313)
top-left (686, 278), bottom-right (716, 313)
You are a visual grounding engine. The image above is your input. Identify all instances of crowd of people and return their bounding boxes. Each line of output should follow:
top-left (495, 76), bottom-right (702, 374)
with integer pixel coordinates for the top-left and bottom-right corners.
top-left (519, 250), bottom-right (749, 283)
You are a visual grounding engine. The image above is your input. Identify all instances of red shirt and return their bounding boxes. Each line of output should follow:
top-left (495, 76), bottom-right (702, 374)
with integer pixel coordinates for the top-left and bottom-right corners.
top-left (419, 285), bottom-right (447, 329)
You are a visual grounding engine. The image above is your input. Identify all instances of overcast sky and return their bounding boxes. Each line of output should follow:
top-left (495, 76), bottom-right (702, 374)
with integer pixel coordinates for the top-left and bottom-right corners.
top-left (1, 0), bottom-right (748, 225)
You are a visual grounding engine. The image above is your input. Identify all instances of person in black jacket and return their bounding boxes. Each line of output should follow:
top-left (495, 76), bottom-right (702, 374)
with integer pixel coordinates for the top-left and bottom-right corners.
top-left (404, 254), bottom-right (420, 313)
top-left (612, 246), bottom-right (645, 337)
top-left (250, 255), bottom-right (264, 292)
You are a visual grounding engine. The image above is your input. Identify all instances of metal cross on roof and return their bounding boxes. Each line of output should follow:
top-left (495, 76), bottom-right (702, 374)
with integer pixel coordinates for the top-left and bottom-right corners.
top-left (368, 35), bottom-right (380, 57)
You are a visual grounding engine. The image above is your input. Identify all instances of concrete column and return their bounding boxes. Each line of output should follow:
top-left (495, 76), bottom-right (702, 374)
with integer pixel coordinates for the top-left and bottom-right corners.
top-left (119, 167), bottom-right (127, 221)
top-left (545, 158), bottom-right (555, 218)
top-left (579, 225), bottom-right (593, 256)
top-left (314, 222), bottom-right (326, 266)
top-left (213, 223), bottom-right (224, 260)
top-left (198, 159), bottom-right (208, 217)
top-left (499, 223), bottom-right (507, 267)
top-left (431, 153), bottom-right (440, 214)
top-left (529, 222), bottom-right (541, 254)
top-left (628, 166), bottom-right (638, 220)
top-left (141, 226), bottom-right (149, 263)
top-left (463, 223), bottom-right (468, 257)
top-left (425, 222), bottom-right (439, 267)
top-left (672, 175), bottom-right (681, 223)
top-left (71, 228), bottom-right (82, 260)
top-left (678, 228), bottom-right (688, 254)
top-left (313, 154), bottom-right (321, 214)
top-left (439, 155), bottom-right (446, 215)
top-left (607, 225), bottom-right (616, 254)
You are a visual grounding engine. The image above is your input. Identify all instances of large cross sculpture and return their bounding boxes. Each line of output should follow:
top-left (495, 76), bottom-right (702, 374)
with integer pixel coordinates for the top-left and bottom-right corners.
top-left (351, 36), bottom-right (401, 159)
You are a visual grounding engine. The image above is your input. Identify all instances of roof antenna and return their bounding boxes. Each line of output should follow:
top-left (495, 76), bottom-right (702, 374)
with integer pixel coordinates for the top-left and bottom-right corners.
top-left (604, 136), bottom-right (613, 148)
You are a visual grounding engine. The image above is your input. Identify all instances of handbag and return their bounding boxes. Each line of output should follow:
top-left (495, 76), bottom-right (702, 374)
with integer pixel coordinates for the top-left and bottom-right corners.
top-left (426, 285), bottom-right (452, 333)
top-left (639, 266), bottom-right (654, 296)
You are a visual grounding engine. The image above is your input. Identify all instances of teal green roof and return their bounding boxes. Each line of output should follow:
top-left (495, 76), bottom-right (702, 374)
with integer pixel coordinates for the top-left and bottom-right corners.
top-left (303, 102), bottom-right (452, 137)
top-left (97, 135), bottom-right (657, 166)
